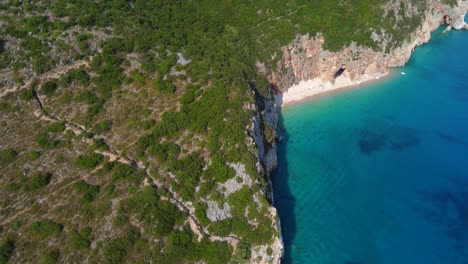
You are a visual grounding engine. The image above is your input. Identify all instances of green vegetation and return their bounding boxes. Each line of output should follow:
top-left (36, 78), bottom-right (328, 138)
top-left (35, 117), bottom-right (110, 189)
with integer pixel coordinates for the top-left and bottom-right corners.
top-left (28, 150), bottom-right (41, 161)
top-left (0, 149), bottom-right (17, 166)
top-left (40, 250), bottom-right (60, 264)
top-left (44, 122), bottom-right (66, 133)
top-left (41, 81), bottom-right (58, 97)
top-left (111, 163), bottom-right (142, 184)
top-left (29, 172), bottom-right (52, 190)
top-left (103, 226), bottom-right (140, 264)
top-left (263, 119), bottom-right (276, 145)
top-left (20, 89), bottom-right (35, 100)
top-left (93, 120), bottom-right (112, 133)
top-left (232, 241), bottom-right (252, 263)
top-left (74, 180), bottom-right (100, 203)
top-left (76, 153), bottom-right (103, 169)
top-left (36, 132), bottom-right (60, 149)
top-left (203, 156), bottom-right (236, 183)
top-left (125, 186), bottom-right (184, 236)
top-left (442, 0), bottom-right (458, 7)
top-left (64, 69), bottom-right (90, 86)
top-left (154, 78), bottom-right (176, 93)
top-left (28, 220), bottom-right (63, 239)
top-left (0, 239), bottom-right (15, 264)
top-left (69, 227), bottom-right (92, 250)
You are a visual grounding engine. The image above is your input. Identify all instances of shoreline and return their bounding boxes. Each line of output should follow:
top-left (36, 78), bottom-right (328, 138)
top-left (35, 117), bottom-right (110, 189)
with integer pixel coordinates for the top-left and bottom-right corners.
top-left (278, 70), bottom-right (394, 107)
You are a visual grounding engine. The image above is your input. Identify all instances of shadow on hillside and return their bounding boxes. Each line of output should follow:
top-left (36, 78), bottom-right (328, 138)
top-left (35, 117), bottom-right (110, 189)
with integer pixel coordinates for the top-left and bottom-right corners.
top-left (272, 94), bottom-right (296, 264)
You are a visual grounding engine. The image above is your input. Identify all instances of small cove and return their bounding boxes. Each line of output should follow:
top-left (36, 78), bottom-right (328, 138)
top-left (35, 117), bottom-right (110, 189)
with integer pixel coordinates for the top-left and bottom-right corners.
top-left (273, 26), bottom-right (468, 264)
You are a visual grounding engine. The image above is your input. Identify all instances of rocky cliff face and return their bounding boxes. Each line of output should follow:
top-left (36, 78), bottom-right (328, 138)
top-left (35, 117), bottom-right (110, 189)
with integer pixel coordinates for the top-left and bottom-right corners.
top-left (265, 0), bottom-right (468, 91)
top-left (250, 88), bottom-right (283, 263)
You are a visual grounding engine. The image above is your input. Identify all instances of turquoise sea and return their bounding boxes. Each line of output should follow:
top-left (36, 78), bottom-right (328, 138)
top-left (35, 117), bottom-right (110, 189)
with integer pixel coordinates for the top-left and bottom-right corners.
top-left (273, 24), bottom-right (468, 263)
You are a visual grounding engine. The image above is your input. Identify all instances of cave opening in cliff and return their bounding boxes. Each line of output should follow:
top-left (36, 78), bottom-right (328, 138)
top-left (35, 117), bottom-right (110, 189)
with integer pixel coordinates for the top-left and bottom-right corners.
top-left (334, 64), bottom-right (347, 79)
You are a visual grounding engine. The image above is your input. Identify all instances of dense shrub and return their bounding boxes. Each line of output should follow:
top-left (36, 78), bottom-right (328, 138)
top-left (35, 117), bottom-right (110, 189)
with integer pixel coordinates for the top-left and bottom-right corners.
top-left (28, 220), bottom-right (63, 238)
top-left (141, 119), bottom-right (156, 130)
top-left (76, 90), bottom-right (101, 105)
top-left (41, 81), bottom-right (58, 97)
top-left (193, 203), bottom-right (210, 227)
top-left (28, 150), bottom-right (41, 161)
top-left (44, 122), bottom-right (66, 133)
top-left (0, 149), bottom-right (17, 166)
top-left (126, 186), bottom-right (184, 236)
top-left (76, 153), bottom-right (103, 169)
top-left (111, 163), bottom-right (142, 184)
top-left (74, 180), bottom-right (100, 203)
top-left (89, 138), bottom-right (108, 151)
top-left (147, 142), bottom-right (180, 162)
top-left (203, 155), bottom-right (235, 183)
top-left (36, 132), bottom-right (60, 149)
top-left (0, 239), bottom-right (15, 264)
top-left (29, 172), bottom-right (52, 190)
top-left (154, 78), bottom-right (175, 93)
top-left (93, 120), bottom-right (112, 133)
top-left (103, 227), bottom-right (140, 264)
top-left (20, 89), bottom-right (35, 100)
top-left (232, 241), bottom-right (252, 262)
top-left (193, 240), bottom-right (232, 264)
top-left (69, 227), bottom-right (92, 250)
top-left (66, 69), bottom-right (90, 86)
top-left (40, 249), bottom-right (60, 264)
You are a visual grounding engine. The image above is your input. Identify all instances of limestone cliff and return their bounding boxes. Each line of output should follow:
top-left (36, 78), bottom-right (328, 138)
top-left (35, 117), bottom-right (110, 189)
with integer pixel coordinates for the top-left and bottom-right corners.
top-left (249, 86), bottom-right (283, 263)
top-left (264, 0), bottom-right (468, 91)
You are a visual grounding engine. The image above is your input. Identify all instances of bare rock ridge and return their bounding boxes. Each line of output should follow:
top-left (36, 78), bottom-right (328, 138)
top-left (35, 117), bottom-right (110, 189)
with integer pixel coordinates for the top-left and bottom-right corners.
top-left (258, 0), bottom-right (468, 262)
top-left (264, 0), bottom-right (468, 93)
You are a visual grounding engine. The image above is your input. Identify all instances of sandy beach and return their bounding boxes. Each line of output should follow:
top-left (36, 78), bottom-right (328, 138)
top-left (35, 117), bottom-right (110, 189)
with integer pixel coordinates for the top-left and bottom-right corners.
top-left (279, 71), bottom-right (391, 107)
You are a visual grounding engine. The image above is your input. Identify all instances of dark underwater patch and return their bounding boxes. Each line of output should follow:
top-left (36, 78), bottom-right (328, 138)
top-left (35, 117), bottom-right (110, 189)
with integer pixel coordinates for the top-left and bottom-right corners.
top-left (358, 118), bottom-right (421, 155)
top-left (417, 176), bottom-right (468, 255)
top-left (436, 131), bottom-right (468, 149)
top-left (358, 130), bottom-right (387, 155)
top-left (389, 130), bottom-right (420, 151)
top-left (437, 131), bottom-right (458, 143)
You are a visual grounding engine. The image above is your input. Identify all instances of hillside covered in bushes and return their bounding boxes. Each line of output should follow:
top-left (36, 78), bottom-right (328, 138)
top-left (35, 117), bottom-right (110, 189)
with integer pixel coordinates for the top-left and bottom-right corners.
top-left (0, 0), bottom-right (446, 263)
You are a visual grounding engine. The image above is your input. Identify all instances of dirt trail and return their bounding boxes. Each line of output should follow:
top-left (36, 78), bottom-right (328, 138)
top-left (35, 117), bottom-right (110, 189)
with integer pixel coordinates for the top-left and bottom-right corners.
top-left (253, 5), bottom-right (305, 28)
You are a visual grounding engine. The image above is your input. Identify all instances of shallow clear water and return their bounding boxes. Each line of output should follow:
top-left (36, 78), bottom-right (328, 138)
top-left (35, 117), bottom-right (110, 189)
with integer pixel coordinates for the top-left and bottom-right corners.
top-left (273, 26), bottom-right (468, 264)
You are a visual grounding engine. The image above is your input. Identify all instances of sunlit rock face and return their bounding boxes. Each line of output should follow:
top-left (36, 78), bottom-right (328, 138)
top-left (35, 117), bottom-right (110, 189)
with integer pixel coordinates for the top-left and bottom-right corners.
top-left (263, 0), bottom-right (468, 92)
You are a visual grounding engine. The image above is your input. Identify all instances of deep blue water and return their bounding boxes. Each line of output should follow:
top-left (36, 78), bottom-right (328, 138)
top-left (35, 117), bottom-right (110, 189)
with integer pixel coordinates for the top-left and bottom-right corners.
top-left (273, 25), bottom-right (468, 264)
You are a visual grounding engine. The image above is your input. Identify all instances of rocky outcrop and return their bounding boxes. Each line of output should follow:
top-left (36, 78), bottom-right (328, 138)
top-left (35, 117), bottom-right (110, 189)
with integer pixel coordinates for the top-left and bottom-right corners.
top-left (264, 0), bottom-right (468, 92)
top-left (206, 200), bottom-right (232, 222)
